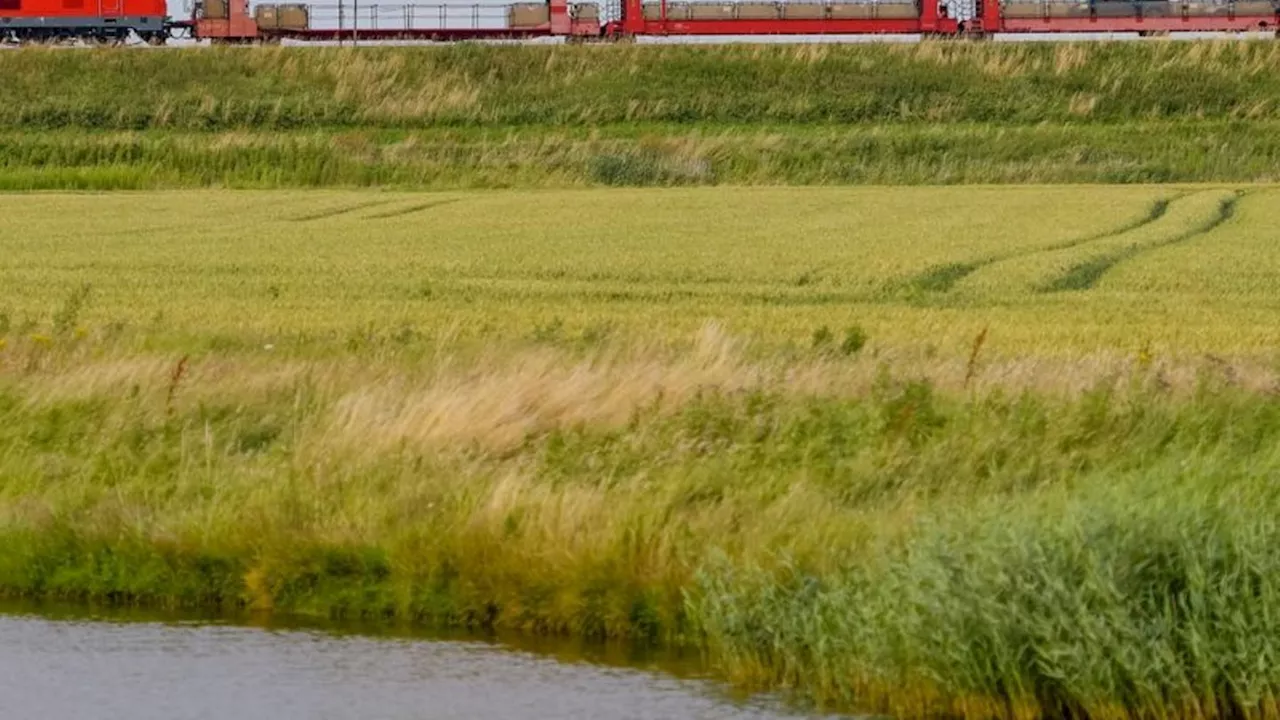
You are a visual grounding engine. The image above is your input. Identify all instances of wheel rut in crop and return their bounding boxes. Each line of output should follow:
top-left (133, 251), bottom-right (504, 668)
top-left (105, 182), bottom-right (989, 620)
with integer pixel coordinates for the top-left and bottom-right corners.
top-left (290, 199), bottom-right (401, 222)
top-left (1037, 191), bottom-right (1242, 293)
top-left (901, 196), bottom-right (1175, 294)
top-left (363, 198), bottom-right (461, 220)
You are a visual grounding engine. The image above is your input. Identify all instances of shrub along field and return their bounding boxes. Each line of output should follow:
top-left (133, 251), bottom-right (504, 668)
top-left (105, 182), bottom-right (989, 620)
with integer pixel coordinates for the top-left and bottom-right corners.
top-left (3, 187), bottom-right (1280, 718)
top-left (3, 43), bottom-right (1280, 187)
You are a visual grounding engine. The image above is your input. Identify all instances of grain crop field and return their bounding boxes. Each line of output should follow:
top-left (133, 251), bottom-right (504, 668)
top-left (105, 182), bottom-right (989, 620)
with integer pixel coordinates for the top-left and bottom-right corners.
top-left (3, 186), bottom-right (1278, 355)
top-left (4, 185), bottom-right (1280, 719)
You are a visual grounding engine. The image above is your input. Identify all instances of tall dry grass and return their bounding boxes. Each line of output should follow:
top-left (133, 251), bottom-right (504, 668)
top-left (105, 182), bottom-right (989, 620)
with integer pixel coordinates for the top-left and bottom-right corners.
top-left (12, 323), bottom-right (1278, 453)
top-left (7, 43), bottom-right (1280, 128)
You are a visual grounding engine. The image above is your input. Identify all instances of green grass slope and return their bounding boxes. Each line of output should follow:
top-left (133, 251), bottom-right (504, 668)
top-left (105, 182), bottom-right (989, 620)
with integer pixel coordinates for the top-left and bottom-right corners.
top-left (3, 43), bottom-right (1280, 187)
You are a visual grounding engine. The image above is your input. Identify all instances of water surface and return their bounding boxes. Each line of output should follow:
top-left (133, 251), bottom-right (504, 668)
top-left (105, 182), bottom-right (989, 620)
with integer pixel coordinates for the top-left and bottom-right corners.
top-left (0, 603), bottom-right (843, 720)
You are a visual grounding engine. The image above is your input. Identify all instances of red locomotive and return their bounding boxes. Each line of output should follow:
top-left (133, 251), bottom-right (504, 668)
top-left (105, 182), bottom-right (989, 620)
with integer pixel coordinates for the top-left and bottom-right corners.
top-left (3, 0), bottom-right (1278, 44)
top-left (0, 0), bottom-right (167, 42)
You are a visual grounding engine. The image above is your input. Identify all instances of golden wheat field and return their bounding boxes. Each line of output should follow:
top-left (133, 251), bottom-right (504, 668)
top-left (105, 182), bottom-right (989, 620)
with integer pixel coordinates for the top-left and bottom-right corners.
top-left (1, 185), bottom-right (1277, 358)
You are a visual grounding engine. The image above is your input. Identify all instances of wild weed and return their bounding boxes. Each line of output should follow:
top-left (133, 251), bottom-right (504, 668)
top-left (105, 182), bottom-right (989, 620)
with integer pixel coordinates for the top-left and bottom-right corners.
top-left (51, 283), bottom-right (91, 337)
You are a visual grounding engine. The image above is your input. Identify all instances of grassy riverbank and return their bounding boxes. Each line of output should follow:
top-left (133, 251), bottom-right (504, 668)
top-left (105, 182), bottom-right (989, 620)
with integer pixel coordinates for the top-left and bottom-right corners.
top-left (2, 43), bottom-right (1280, 187)
top-left (3, 187), bottom-right (1280, 716)
top-left (4, 337), bottom-right (1280, 718)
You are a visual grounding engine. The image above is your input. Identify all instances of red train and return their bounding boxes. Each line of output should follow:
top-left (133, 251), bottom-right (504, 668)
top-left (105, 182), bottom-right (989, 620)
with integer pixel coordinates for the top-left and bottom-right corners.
top-left (0, 0), bottom-right (167, 42)
top-left (3, 0), bottom-right (1278, 43)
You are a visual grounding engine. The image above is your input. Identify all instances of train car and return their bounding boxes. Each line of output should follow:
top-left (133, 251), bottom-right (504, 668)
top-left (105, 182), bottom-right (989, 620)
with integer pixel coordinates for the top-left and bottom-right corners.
top-left (200, 0), bottom-right (600, 41)
top-left (0, 0), bottom-right (167, 42)
top-left (611, 0), bottom-right (1279, 35)
top-left (187, 0), bottom-right (1279, 42)
top-left (613, 0), bottom-right (963, 35)
top-left (989, 0), bottom-right (1280, 34)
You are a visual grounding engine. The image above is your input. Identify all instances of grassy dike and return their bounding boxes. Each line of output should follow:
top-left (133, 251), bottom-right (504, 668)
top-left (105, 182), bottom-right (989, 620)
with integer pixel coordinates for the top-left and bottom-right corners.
top-left (2, 42), bottom-right (1280, 186)
top-left (3, 330), bottom-right (1280, 718)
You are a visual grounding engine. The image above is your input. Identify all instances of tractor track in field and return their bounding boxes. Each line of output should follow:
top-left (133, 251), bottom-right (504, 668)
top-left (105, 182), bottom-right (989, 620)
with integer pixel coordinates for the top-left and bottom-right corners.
top-left (1037, 190), bottom-right (1245, 293)
top-left (901, 194), bottom-right (1177, 295)
top-left (289, 199), bottom-right (401, 222)
top-left (363, 198), bottom-right (460, 220)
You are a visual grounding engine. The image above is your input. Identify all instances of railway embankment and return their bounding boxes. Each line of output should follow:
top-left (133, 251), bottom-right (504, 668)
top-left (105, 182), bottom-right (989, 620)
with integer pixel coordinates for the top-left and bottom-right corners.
top-left (2, 42), bottom-right (1280, 187)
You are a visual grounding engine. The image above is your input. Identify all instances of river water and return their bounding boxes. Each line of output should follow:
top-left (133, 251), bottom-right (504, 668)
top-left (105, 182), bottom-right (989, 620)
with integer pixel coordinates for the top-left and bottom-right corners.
top-left (0, 603), bottom-right (844, 720)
